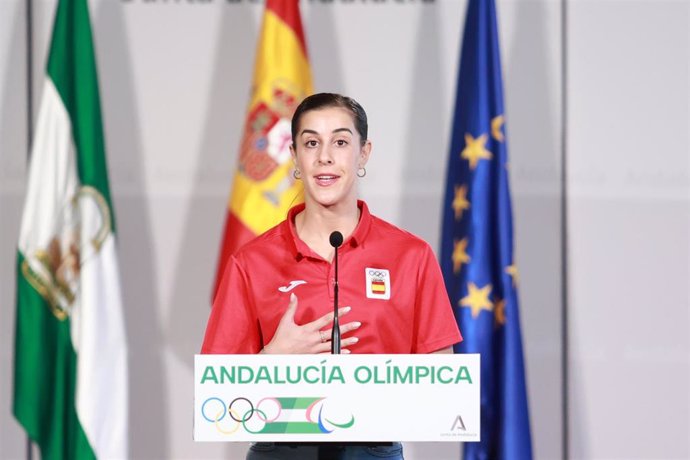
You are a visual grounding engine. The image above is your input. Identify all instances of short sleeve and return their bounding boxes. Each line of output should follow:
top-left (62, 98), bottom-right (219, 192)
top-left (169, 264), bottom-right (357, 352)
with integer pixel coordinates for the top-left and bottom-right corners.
top-left (201, 256), bottom-right (262, 354)
top-left (412, 244), bottom-right (463, 353)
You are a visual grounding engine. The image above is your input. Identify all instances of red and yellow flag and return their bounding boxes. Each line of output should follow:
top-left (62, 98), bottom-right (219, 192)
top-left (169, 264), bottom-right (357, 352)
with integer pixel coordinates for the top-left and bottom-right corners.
top-left (213, 0), bottom-right (313, 297)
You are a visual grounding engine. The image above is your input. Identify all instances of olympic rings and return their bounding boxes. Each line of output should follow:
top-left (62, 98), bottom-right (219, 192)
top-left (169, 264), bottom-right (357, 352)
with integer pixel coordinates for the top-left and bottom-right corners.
top-left (215, 407), bottom-right (242, 435)
top-left (228, 397), bottom-right (254, 422)
top-left (368, 270), bottom-right (387, 278)
top-left (201, 397), bottom-right (226, 423)
top-left (256, 397), bottom-right (282, 423)
top-left (201, 396), bottom-right (354, 436)
top-left (241, 408), bottom-right (269, 434)
top-left (203, 397), bottom-right (282, 427)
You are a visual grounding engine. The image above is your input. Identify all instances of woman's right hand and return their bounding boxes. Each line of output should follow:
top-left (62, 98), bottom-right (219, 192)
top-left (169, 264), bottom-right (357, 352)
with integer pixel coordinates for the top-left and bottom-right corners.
top-left (261, 293), bottom-right (361, 354)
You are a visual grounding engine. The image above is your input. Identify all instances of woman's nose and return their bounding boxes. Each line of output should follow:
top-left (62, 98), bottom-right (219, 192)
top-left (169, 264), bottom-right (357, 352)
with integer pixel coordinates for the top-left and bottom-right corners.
top-left (317, 148), bottom-right (334, 165)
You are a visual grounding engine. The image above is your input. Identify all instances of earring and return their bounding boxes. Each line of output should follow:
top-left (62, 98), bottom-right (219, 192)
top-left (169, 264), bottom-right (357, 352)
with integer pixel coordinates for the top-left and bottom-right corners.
top-left (293, 169), bottom-right (301, 180)
top-left (357, 167), bottom-right (366, 178)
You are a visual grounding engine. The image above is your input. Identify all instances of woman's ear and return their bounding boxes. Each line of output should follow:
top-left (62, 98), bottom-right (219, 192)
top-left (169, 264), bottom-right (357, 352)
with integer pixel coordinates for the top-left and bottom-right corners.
top-left (359, 140), bottom-right (372, 168)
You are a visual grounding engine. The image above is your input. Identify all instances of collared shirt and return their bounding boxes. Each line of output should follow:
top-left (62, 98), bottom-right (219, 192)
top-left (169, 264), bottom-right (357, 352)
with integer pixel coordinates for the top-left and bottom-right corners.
top-left (202, 201), bottom-right (462, 354)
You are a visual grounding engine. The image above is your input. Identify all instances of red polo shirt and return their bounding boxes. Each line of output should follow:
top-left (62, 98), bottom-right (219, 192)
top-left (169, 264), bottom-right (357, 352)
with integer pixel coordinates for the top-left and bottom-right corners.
top-left (202, 201), bottom-right (461, 354)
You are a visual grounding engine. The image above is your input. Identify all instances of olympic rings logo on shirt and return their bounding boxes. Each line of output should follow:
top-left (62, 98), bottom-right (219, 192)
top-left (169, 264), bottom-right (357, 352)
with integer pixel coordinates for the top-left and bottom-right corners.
top-left (368, 270), bottom-right (388, 278)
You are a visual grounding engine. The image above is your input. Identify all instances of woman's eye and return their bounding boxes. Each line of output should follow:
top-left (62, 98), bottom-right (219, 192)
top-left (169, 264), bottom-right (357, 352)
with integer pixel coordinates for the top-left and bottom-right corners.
top-left (305, 140), bottom-right (318, 147)
top-left (336, 140), bottom-right (348, 146)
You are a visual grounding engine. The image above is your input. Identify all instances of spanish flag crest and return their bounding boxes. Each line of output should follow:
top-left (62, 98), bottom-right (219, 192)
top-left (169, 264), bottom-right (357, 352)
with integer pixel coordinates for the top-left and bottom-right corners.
top-left (213, 0), bottom-right (313, 297)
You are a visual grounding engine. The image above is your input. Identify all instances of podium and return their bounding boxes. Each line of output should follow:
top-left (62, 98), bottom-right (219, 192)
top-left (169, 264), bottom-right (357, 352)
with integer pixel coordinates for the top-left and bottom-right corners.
top-left (194, 354), bottom-right (480, 442)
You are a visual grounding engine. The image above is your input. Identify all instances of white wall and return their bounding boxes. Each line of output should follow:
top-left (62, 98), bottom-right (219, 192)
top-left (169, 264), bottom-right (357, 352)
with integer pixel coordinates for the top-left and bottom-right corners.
top-left (5, 0), bottom-right (686, 459)
top-left (567, 1), bottom-right (690, 458)
top-left (0, 0), bottom-right (28, 457)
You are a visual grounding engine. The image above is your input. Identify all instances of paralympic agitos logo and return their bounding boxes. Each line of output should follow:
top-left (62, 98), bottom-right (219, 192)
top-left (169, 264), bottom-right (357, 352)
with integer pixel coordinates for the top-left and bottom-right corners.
top-left (201, 396), bottom-right (355, 435)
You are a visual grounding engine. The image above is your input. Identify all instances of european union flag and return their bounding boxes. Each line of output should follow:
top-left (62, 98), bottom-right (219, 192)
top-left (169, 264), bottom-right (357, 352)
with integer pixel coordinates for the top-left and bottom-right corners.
top-left (440, 1), bottom-right (533, 459)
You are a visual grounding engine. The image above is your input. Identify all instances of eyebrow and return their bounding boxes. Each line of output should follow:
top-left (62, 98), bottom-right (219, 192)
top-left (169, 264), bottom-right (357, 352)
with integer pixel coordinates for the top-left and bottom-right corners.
top-left (300, 128), bottom-right (353, 136)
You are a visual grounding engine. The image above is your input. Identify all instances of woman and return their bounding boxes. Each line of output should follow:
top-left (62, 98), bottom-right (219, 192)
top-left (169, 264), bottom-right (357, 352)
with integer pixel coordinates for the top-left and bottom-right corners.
top-left (202, 93), bottom-right (462, 459)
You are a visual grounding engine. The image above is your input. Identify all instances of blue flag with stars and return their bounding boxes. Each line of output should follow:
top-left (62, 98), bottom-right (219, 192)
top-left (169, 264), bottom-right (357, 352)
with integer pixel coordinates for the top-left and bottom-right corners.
top-left (440, 1), bottom-right (533, 459)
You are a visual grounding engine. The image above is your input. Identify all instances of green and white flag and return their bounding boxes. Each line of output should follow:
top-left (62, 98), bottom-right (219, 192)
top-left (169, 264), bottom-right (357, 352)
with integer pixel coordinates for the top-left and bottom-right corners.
top-left (13, 0), bottom-right (128, 458)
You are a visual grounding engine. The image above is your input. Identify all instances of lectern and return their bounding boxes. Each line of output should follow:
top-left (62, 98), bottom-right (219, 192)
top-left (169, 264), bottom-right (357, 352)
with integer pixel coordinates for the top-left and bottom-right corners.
top-left (194, 354), bottom-right (480, 442)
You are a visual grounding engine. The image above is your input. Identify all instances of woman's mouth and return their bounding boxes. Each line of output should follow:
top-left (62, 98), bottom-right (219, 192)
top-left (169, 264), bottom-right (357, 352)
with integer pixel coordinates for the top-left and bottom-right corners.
top-left (314, 174), bottom-right (339, 186)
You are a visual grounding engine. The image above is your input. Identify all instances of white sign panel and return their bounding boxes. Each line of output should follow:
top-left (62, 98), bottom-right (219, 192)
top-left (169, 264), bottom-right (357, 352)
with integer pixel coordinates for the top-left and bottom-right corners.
top-left (194, 354), bottom-right (480, 442)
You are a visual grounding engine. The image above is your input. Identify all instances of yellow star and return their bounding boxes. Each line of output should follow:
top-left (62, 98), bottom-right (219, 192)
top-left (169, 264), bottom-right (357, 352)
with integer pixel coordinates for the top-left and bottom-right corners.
top-left (460, 134), bottom-right (492, 170)
top-left (505, 264), bottom-right (519, 287)
top-left (494, 298), bottom-right (506, 328)
top-left (460, 282), bottom-right (493, 319)
top-left (491, 115), bottom-right (505, 142)
top-left (452, 185), bottom-right (470, 220)
top-left (452, 238), bottom-right (471, 274)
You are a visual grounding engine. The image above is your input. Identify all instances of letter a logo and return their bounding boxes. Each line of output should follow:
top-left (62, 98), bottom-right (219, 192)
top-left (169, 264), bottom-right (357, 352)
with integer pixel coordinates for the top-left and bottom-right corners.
top-left (450, 415), bottom-right (466, 431)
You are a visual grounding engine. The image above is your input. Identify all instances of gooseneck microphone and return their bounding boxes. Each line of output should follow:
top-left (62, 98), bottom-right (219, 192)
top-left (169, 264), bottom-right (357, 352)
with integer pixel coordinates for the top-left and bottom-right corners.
top-left (329, 231), bottom-right (344, 354)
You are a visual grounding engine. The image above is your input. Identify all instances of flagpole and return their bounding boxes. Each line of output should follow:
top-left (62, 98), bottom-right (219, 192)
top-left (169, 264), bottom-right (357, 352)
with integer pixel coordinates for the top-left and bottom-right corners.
top-left (25, 0), bottom-right (33, 155)
top-left (560, 0), bottom-right (570, 458)
top-left (24, 0), bottom-right (34, 457)
top-left (25, 436), bottom-right (33, 460)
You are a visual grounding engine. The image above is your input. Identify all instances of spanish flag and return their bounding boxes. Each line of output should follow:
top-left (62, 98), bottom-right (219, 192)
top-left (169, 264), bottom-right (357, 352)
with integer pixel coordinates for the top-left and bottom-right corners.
top-left (371, 280), bottom-right (386, 295)
top-left (213, 0), bottom-right (313, 297)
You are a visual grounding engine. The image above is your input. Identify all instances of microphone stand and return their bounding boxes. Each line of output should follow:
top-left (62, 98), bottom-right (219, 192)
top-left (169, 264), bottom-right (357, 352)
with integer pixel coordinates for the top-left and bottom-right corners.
top-left (329, 231), bottom-right (343, 354)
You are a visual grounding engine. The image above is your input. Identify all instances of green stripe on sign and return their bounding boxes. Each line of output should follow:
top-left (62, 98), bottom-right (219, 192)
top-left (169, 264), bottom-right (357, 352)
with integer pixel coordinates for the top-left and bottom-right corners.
top-left (259, 422), bottom-right (323, 434)
top-left (277, 397), bottom-right (320, 410)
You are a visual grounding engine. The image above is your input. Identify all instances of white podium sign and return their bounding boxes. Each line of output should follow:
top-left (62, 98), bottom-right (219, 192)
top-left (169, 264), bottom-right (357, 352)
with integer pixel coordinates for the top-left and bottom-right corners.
top-left (194, 354), bottom-right (480, 442)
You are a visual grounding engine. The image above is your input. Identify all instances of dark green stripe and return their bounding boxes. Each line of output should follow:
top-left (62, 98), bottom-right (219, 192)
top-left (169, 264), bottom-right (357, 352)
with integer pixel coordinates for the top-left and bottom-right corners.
top-left (13, 251), bottom-right (96, 460)
top-left (46, 0), bottom-right (116, 232)
top-left (277, 397), bottom-right (320, 410)
top-left (259, 422), bottom-right (323, 434)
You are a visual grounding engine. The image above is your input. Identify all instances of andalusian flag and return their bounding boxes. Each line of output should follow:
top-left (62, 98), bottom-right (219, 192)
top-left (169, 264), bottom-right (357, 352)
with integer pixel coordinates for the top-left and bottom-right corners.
top-left (13, 0), bottom-right (128, 458)
top-left (213, 0), bottom-right (313, 296)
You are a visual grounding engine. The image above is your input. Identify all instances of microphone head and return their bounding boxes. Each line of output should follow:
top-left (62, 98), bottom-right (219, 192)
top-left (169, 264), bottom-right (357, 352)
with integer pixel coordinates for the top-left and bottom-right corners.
top-left (329, 231), bottom-right (344, 248)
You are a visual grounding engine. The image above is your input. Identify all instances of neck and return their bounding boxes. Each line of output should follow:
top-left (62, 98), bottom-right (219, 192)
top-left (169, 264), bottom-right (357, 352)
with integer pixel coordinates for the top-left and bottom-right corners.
top-left (295, 200), bottom-right (361, 261)
top-left (298, 200), bottom-right (360, 241)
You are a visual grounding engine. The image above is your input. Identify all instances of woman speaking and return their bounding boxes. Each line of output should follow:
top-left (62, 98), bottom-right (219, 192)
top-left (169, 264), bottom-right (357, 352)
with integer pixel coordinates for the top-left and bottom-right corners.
top-left (202, 93), bottom-right (462, 459)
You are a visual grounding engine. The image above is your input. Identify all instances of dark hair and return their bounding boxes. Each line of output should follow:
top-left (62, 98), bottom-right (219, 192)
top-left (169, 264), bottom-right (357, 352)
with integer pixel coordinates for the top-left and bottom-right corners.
top-left (291, 93), bottom-right (368, 147)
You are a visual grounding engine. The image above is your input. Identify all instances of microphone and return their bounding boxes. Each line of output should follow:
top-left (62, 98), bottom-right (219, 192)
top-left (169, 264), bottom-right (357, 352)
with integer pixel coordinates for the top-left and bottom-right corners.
top-left (329, 231), bottom-right (343, 354)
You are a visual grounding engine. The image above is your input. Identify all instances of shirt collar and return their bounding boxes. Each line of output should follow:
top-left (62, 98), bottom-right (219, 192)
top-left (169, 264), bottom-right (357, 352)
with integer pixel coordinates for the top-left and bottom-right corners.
top-left (284, 200), bottom-right (373, 260)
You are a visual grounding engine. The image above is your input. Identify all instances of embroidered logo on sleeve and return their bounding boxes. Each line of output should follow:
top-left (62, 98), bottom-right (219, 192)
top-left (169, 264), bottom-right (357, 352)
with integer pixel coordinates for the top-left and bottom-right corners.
top-left (365, 268), bottom-right (391, 300)
top-left (278, 280), bottom-right (307, 292)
